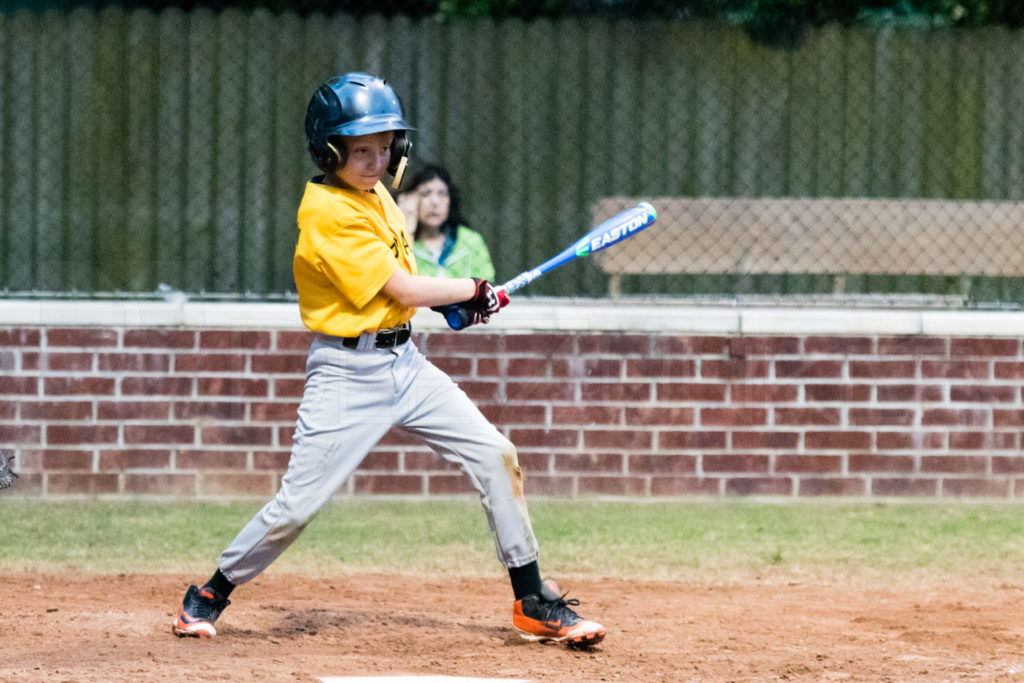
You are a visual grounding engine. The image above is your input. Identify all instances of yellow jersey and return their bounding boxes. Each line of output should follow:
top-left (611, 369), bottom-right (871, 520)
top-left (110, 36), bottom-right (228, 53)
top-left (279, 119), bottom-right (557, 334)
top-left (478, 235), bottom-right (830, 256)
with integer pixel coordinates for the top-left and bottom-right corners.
top-left (294, 179), bottom-right (417, 336)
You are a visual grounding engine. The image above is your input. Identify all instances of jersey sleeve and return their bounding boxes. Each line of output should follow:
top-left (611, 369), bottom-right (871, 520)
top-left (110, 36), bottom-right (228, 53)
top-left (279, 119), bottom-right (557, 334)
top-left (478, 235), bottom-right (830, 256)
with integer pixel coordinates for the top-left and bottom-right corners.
top-left (315, 217), bottom-right (398, 310)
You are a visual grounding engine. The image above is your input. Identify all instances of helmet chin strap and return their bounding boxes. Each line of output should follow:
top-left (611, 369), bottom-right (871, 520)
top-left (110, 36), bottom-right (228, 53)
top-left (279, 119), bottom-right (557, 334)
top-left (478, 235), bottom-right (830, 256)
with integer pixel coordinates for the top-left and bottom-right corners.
top-left (391, 154), bottom-right (409, 189)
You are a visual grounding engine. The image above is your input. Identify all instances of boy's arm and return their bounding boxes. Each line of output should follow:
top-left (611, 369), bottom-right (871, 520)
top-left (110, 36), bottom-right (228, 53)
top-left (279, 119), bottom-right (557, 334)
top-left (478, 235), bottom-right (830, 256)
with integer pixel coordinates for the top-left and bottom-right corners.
top-left (382, 268), bottom-right (476, 308)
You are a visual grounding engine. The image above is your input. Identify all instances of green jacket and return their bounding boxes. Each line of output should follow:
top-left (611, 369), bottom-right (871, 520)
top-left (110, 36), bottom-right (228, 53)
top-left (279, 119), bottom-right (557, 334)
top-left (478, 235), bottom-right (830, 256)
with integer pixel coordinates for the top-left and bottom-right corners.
top-left (413, 225), bottom-right (495, 281)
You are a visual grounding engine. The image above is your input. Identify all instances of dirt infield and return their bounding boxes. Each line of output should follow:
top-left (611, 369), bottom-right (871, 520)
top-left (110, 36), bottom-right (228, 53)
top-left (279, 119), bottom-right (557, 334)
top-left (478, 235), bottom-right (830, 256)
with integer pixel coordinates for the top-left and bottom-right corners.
top-left (2, 572), bottom-right (1023, 681)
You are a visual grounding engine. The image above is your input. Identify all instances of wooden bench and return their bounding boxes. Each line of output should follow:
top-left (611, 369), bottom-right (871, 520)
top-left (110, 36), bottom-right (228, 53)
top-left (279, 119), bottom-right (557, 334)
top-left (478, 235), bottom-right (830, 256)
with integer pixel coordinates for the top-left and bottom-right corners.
top-left (592, 197), bottom-right (1024, 298)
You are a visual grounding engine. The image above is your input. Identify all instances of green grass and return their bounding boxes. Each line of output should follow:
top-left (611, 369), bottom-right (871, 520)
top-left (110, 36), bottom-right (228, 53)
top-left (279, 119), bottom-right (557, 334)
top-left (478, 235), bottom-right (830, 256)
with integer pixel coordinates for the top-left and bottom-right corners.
top-left (4, 499), bottom-right (1024, 584)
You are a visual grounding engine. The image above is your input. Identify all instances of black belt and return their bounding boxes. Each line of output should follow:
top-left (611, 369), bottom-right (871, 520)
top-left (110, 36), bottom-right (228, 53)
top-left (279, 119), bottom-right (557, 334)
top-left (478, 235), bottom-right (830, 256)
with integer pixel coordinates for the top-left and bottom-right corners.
top-left (341, 323), bottom-right (411, 350)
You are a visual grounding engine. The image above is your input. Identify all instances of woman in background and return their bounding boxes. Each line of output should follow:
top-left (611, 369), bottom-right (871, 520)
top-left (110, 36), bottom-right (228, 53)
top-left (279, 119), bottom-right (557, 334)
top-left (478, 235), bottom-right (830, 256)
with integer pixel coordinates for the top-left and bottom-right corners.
top-left (398, 164), bottom-right (496, 280)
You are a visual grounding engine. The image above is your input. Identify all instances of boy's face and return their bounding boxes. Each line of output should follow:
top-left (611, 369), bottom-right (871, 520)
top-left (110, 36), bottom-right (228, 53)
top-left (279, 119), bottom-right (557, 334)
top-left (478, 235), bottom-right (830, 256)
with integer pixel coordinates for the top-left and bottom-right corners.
top-left (335, 131), bottom-right (395, 191)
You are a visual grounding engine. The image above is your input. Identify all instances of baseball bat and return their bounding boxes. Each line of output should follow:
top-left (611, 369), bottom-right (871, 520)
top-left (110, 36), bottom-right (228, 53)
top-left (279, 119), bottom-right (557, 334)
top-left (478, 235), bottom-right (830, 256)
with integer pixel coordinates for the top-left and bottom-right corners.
top-left (441, 201), bottom-right (658, 330)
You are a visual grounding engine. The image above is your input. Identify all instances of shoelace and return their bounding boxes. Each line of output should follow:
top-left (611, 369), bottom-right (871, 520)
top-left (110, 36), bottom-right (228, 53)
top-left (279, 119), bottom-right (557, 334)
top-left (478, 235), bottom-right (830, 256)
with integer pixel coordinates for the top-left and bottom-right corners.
top-left (539, 590), bottom-right (582, 623)
top-left (191, 589), bottom-right (222, 620)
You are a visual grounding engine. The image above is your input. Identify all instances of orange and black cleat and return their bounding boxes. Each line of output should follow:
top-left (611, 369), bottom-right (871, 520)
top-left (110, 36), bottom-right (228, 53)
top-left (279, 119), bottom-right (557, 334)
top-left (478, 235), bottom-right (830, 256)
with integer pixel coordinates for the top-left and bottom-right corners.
top-left (512, 578), bottom-right (605, 648)
top-left (173, 585), bottom-right (230, 639)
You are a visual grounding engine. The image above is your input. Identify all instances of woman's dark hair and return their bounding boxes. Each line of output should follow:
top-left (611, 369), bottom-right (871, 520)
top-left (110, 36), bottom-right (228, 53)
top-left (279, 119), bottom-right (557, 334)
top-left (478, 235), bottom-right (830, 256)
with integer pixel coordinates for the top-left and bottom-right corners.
top-left (404, 163), bottom-right (467, 239)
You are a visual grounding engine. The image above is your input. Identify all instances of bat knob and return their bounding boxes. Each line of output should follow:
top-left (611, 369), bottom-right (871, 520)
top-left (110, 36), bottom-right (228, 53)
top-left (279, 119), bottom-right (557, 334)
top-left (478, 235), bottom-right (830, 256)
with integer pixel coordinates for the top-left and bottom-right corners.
top-left (443, 305), bottom-right (471, 331)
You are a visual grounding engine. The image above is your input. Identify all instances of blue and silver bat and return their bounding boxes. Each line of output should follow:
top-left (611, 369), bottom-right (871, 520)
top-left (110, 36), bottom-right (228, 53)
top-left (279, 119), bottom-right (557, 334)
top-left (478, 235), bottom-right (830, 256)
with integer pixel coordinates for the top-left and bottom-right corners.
top-left (441, 201), bottom-right (658, 330)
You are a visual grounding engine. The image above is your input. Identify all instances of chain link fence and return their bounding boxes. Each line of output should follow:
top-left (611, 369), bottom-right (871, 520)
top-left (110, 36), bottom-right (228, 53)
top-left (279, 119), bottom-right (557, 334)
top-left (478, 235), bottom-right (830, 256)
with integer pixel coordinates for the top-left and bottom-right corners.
top-left (3, 2), bottom-right (1024, 305)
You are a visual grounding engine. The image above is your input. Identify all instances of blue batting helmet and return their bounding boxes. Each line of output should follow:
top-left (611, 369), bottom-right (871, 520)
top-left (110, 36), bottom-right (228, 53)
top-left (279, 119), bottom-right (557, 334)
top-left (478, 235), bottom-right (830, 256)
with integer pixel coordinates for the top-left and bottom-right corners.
top-left (305, 72), bottom-right (414, 176)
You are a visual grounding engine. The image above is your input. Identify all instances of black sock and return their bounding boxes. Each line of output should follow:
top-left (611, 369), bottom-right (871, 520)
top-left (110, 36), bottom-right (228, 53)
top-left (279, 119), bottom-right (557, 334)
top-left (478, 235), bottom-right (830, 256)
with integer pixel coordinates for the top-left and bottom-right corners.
top-left (508, 561), bottom-right (542, 600)
top-left (203, 568), bottom-right (236, 599)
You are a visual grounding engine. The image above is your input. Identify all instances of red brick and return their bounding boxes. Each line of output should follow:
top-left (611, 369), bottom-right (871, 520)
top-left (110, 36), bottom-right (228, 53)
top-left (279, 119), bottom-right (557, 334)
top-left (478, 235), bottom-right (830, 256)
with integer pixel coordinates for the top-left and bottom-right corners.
top-left (46, 328), bottom-right (118, 348)
top-left (804, 431), bottom-right (871, 450)
top-left (427, 333), bottom-right (504, 355)
top-left (921, 409), bottom-right (989, 427)
top-left (732, 431), bottom-right (799, 449)
top-left (993, 410), bottom-right (1024, 427)
top-left (993, 456), bottom-right (1024, 474)
top-left (275, 330), bottom-right (315, 351)
top-left (799, 478), bottom-right (866, 496)
top-left (0, 402), bottom-right (16, 419)
top-left (550, 405), bottom-right (621, 425)
top-left (253, 450), bottom-right (291, 470)
top-left (876, 384), bottom-right (944, 402)
top-left (582, 430), bottom-right (652, 450)
top-left (432, 357), bottom-right (474, 376)
top-left (0, 376), bottom-right (39, 395)
top-left (40, 449), bottom-right (93, 469)
top-left (776, 455), bottom-right (842, 473)
top-left (200, 425), bottom-right (273, 446)
top-left (848, 454), bottom-right (915, 473)
top-left (871, 478), bottom-right (938, 496)
top-left (878, 337), bottom-right (947, 355)
top-left (508, 429), bottom-right (579, 449)
top-left (124, 473), bottom-right (196, 495)
top-left (849, 408), bottom-right (915, 426)
top-left (652, 336), bottom-right (727, 355)
top-left (197, 377), bottom-right (269, 398)
top-left (729, 336), bottom-right (801, 356)
top-left (47, 425), bottom-right (117, 445)
top-left (876, 431), bottom-right (945, 450)
top-left (121, 376), bottom-right (193, 396)
top-left (703, 454), bottom-right (769, 473)
top-left (21, 401), bottom-right (93, 420)
top-left (175, 451), bottom-right (248, 469)
top-left (357, 451), bottom-right (401, 471)
top-left (577, 476), bottom-right (647, 496)
top-left (517, 452), bottom-right (550, 472)
top-left (97, 353), bottom-right (170, 372)
top-left (353, 474), bottom-right (424, 494)
top-left (523, 475), bottom-right (575, 496)
top-left (379, 429), bottom-right (421, 446)
top-left (47, 473), bottom-right (119, 494)
top-left (626, 358), bottom-right (695, 378)
top-left (730, 384), bottom-right (798, 403)
top-left (725, 477), bottom-right (792, 496)
top-left (921, 455), bottom-right (987, 473)
top-left (0, 425), bottom-right (41, 443)
top-left (578, 335), bottom-right (650, 355)
top-left (949, 431), bottom-right (1017, 450)
top-left (500, 382), bottom-right (573, 403)
top-left (458, 381), bottom-right (500, 402)
top-left (804, 337), bottom-right (874, 354)
top-left (97, 401), bottom-right (171, 420)
top-left (951, 386), bottom-right (1016, 403)
top-left (657, 383), bottom-right (727, 402)
top-left (700, 408), bottom-right (767, 426)
top-left (250, 401), bottom-right (298, 422)
top-left (0, 328), bottom-right (41, 346)
top-left (921, 360), bottom-right (990, 379)
top-left (99, 449), bottom-right (172, 470)
top-left (475, 357), bottom-right (502, 377)
top-left (428, 475), bottom-right (477, 495)
top-left (624, 406), bottom-right (694, 426)
top-left (274, 378), bottom-right (306, 398)
top-left (950, 338), bottom-right (1019, 357)
top-left (553, 453), bottom-right (624, 473)
top-left (175, 353), bottom-right (247, 373)
top-left (0, 351), bottom-right (13, 370)
top-left (504, 334), bottom-right (573, 355)
top-left (123, 329), bottom-right (195, 349)
top-left (651, 477), bottom-right (720, 496)
top-left (175, 401), bottom-right (247, 420)
top-left (251, 354), bottom-right (307, 374)
top-left (701, 359), bottom-right (770, 379)
top-left (199, 473), bottom-right (275, 496)
top-left (123, 424), bottom-right (195, 445)
top-left (628, 454), bottom-right (697, 474)
top-left (775, 407), bottom-right (841, 426)
top-left (482, 403), bottom-right (548, 425)
top-left (2, 471), bottom-right (42, 494)
top-left (36, 352), bottom-right (94, 371)
top-left (942, 478), bottom-right (1009, 498)
top-left (279, 426), bottom-right (295, 446)
top-left (850, 360), bottom-right (915, 378)
top-left (805, 384), bottom-right (871, 402)
top-left (775, 360), bottom-right (843, 379)
top-left (579, 383), bottom-right (651, 402)
top-left (44, 377), bottom-right (115, 396)
top-left (659, 431), bottom-right (727, 450)
top-left (200, 330), bottom-right (272, 350)
top-left (580, 359), bottom-right (623, 378)
top-left (995, 362), bottom-right (1024, 380)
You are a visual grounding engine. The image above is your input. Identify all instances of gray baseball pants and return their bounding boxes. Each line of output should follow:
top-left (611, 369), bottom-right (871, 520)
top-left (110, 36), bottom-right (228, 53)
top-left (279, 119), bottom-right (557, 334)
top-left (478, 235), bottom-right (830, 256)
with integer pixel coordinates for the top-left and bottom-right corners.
top-left (218, 332), bottom-right (539, 585)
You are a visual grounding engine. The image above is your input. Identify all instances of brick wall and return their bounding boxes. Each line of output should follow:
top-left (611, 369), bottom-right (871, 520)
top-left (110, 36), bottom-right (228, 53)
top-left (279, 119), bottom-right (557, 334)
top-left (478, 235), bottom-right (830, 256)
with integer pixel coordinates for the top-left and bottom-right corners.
top-left (3, 322), bottom-right (1024, 500)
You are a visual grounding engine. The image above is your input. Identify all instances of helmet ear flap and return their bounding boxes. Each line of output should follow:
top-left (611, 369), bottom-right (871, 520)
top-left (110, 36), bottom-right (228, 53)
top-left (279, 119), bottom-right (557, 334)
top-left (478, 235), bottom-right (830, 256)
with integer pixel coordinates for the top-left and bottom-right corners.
top-left (325, 139), bottom-right (344, 174)
top-left (389, 132), bottom-right (412, 189)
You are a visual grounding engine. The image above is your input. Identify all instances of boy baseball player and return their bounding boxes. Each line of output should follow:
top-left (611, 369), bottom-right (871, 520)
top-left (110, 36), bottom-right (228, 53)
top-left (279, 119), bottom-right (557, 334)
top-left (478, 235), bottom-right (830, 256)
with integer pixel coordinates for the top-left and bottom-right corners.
top-left (172, 72), bottom-right (606, 649)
